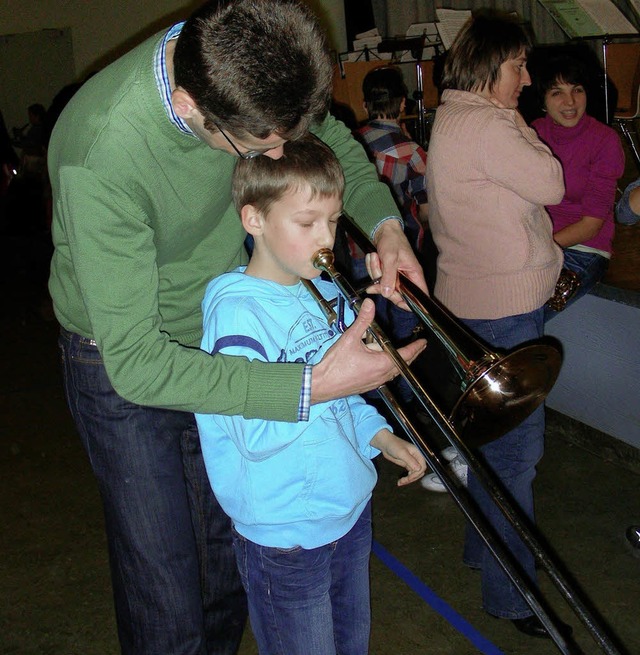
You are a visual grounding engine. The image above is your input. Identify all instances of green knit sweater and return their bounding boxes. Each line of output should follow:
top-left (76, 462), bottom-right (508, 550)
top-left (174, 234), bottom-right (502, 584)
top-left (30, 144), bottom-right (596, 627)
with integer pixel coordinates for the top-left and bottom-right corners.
top-left (48, 31), bottom-right (398, 421)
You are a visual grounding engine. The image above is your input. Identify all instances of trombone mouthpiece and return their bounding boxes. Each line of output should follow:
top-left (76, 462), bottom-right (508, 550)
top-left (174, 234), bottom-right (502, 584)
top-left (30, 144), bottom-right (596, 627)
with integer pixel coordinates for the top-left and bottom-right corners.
top-left (311, 248), bottom-right (335, 272)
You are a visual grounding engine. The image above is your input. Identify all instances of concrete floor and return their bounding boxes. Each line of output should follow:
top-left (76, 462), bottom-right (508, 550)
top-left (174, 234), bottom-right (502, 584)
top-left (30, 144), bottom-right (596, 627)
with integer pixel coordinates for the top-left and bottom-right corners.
top-left (1, 256), bottom-right (639, 655)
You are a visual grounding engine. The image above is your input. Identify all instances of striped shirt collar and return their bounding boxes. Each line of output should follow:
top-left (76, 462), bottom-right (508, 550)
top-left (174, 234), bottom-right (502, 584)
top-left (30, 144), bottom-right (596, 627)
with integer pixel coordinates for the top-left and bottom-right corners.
top-left (153, 21), bottom-right (194, 136)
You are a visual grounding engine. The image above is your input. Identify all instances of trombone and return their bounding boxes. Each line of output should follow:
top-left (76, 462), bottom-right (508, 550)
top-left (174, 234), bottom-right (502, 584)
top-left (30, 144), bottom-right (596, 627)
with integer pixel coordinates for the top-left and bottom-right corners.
top-left (301, 215), bottom-right (622, 655)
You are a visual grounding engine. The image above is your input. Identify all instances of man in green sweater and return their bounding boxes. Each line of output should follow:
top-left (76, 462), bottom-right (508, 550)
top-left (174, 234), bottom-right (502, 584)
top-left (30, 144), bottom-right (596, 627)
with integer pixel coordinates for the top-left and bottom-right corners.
top-left (48, 1), bottom-right (426, 653)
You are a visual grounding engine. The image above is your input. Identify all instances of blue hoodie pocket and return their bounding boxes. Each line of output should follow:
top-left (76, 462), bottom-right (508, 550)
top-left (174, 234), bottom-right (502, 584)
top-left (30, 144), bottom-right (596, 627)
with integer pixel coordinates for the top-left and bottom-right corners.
top-left (301, 401), bottom-right (377, 520)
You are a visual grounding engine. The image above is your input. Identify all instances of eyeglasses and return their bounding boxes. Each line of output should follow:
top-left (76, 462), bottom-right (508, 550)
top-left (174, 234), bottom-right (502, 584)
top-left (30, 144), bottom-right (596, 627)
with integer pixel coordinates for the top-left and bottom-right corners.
top-left (213, 122), bottom-right (266, 160)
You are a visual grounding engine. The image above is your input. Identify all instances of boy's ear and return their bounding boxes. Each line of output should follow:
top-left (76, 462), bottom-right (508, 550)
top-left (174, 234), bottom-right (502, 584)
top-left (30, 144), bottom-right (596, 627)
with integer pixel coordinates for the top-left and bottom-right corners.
top-left (240, 204), bottom-right (264, 235)
top-left (171, 88), bottom-right (198, 120)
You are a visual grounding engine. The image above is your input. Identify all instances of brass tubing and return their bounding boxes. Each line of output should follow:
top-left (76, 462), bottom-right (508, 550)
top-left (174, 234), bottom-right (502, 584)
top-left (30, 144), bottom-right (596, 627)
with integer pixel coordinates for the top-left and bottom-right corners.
top-left (305, 222), bottom-right (623, 655)
top-left (339, 217), bottom-right (562, 446)
top-left (374, 383), bottom-right (574, 654)
top-left (303, 257), bottom-right (573, 655)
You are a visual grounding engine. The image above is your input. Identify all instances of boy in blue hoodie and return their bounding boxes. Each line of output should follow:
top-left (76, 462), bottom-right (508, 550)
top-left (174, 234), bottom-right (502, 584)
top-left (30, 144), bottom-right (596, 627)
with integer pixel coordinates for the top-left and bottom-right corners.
top-left (196, 135), bottom-right (426, 655)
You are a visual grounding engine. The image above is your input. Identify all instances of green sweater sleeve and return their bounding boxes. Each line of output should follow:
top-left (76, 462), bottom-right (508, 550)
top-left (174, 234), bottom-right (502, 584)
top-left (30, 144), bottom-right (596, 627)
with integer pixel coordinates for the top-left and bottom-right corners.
top-left (54, 164), bottom-right (304, 421)
top-left (51, 108), bottom-right (397, 422)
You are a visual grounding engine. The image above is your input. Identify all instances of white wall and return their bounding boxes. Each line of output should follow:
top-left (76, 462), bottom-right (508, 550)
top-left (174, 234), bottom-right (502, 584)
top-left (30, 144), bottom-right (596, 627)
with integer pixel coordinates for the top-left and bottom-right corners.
top-left (0, 28), bottom-right (75, 134)
top-left (0, 0), bottom-right (346, 80)
top-left (0, 0), bottom-right (346, 136)
top-left (545, 288), bottom-right (640, 450)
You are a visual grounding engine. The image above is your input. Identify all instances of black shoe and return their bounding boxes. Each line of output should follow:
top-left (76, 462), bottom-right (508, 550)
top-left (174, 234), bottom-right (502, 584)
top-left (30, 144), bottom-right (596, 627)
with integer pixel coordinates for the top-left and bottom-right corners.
top-left (626, 525), bottom-right (640, 549)
top-left (626, 525), bottom-right (640, 559)
top-left (512, 616), bottom-right (549, 638)
top-left (511, 615), bottom-right (573, 639)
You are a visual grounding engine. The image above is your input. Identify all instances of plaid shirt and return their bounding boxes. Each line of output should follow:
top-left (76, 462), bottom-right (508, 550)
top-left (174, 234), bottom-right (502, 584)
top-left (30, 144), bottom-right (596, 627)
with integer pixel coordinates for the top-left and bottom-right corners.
top-left (356, 120), bottom-right (427, 251)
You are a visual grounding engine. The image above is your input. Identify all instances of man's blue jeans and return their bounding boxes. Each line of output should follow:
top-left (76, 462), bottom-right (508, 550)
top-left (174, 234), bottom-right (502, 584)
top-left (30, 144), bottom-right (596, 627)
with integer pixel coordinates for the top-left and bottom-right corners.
top-left (461, 310), bottom-right (544, 619)
top-left (58, 328), bottom-right (247, 655)
top-left (233, 502), bottom-right (372, 655)
top-left (545, 249), bottom-right (609, 321)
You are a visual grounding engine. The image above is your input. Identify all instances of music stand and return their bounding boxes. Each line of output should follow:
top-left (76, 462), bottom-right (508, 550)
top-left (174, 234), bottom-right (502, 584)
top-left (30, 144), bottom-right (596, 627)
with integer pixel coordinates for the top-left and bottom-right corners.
top-left (581, 33), bottom-right (636, 124)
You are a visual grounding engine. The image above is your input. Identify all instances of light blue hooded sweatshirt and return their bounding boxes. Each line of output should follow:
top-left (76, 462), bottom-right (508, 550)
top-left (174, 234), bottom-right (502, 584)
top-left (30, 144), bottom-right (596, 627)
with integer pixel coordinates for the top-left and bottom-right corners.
top-left (195, 268), bottom-right (391, 549)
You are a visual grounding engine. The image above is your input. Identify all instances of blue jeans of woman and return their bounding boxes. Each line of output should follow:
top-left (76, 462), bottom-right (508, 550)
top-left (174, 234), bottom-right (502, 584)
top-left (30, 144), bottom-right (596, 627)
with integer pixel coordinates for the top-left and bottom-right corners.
top-left (233, 502), bottom-right (372, 655)
top-left (461, 310), bottom-right (545, 619)
top-left (545, 249), bottom-right (609, 321)
top-left (58, 328), bottom-right (247, 655)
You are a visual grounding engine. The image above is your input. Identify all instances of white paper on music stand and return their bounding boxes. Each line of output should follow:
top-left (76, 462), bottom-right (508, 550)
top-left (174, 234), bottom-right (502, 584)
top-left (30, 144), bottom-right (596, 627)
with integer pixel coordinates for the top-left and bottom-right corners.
top-left (355, 28), bottom-right (380, 40)
top-left (579, 0), bottom-right (636, 34)
top-left (538, 0), bottom-right (636, 38)
top-left (406, 22), bottom-right (439, 38)
top-left (435, 9), bottom-right (472, 50)
top-left (628, 0), bottom-right (640, 21)
top-left (399, 22), bottom-right (441, 61)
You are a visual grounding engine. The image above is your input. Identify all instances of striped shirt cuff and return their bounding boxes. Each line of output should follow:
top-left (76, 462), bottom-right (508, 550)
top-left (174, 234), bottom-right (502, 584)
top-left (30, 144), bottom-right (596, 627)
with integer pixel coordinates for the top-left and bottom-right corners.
top-left (298, 365), bottom-right (312, 421)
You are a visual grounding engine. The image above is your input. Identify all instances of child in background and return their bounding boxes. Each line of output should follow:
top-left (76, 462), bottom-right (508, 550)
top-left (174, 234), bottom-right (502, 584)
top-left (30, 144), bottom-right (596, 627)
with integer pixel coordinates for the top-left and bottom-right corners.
top-left (531, 52), bottom-right (625, 318)
top-left (356, 66), bottom-right (429, 255)
top-left (354, 65), bottom-right (432, 302)
top-left (354, 66), bottom-right (432, 398)
top-left (195, 135), bottom-right (426, 655)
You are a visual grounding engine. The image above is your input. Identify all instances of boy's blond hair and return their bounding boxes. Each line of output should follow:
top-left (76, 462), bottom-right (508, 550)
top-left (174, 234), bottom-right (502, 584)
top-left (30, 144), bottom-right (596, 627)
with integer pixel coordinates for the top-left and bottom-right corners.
top-left (232, 134), bottom-right (344, 216)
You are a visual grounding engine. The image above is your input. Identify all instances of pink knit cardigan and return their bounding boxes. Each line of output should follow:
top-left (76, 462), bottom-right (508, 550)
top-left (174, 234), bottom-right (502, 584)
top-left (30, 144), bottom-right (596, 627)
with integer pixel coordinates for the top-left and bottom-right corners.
top-left (426, 90), bottom-right (564, 320)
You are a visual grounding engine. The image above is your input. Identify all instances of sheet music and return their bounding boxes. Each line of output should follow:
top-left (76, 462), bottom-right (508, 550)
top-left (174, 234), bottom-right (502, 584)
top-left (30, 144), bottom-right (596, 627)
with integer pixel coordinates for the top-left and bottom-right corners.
top-left (352, 28), bottom-right (381, 49)
top-left (401, 22), bottom-right (441, 61)
top-left (406, 22), bottom-right (439, 38)
top-left (355, 28), bottom-right (380, 40)
top-left (580, 0), bottom-right (636, 33)
top-left (435, 9), bottom-right (472, 50)
top-left (538, 0), bottom-right (636, 38)
top-left (628, 0), bottom-right (640, 19)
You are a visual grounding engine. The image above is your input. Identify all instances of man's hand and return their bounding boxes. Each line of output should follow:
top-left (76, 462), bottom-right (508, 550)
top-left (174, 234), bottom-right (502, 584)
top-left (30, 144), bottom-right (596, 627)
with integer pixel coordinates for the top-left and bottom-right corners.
top-left (366, 219), bottom-right (428, 309)
top-left (310, 298), bottom-right (426, 404)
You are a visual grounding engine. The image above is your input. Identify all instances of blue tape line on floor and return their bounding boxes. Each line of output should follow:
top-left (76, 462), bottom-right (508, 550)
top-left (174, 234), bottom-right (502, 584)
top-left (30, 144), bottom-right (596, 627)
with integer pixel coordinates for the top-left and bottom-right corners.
top-left (372, 540), bottom-right (505, 655)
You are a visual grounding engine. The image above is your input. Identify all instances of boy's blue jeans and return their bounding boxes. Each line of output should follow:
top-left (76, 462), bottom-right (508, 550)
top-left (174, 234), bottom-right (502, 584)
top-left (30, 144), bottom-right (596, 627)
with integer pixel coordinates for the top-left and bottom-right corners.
top-left (461, 310), bottom-right (544, 619)
top-left (58, 328), bottom-right (247, 655)
top-left (233, 502), bottom-right (372, 655)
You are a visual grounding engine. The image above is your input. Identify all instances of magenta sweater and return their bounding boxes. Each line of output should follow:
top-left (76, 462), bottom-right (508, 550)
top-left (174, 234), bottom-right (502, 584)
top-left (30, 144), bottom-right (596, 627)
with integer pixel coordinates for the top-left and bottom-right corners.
top-left (532, 113), bottom-right (625, 255)
top-left (427, 90), bottom-right (564, 320)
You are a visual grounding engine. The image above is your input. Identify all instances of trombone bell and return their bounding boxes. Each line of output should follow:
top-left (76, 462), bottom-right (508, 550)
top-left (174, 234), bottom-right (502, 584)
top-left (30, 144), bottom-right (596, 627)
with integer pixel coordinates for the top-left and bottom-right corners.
top-left (306, 225), bottom-right (620, 655)
top-left (450, 344), bottom-right (561, 447)
top-left (311, 242), bottom-right (562, 448)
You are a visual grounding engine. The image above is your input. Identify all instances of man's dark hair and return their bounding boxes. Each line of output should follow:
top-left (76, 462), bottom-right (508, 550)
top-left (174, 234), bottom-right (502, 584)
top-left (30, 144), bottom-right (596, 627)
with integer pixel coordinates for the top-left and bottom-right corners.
top-left (441, 10), bottom-right (531, 94)
top-left (174, 0), bottom-right (332, 141)
top-left (362, 67), bottom-right (407, 120)
top-left (232, 134), bottom-right (344, 215)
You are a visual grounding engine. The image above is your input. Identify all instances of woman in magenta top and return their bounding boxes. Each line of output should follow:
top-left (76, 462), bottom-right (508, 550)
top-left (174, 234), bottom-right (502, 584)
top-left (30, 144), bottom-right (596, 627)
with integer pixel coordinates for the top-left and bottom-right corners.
top-left (532, 52), bottom-right (625, 318)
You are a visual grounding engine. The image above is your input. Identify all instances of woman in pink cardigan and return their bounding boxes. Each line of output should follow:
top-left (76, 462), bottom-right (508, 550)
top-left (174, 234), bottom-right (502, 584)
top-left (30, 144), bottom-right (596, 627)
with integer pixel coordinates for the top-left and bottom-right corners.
top-left (532, 52), bottom-right (625, 319)
top-left (426, 12), bottom-right (567, 639)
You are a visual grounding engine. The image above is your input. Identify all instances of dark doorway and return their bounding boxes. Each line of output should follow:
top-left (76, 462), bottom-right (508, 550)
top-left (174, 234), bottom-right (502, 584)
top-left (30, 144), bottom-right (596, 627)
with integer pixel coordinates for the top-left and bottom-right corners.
top-left (344, 0), bottom-right (376, 47)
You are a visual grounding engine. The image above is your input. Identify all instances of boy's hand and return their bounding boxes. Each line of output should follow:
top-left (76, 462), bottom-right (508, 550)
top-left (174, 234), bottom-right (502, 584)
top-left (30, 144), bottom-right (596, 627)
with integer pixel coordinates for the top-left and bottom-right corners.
top-left (370, 428), bottom-right (427, 486)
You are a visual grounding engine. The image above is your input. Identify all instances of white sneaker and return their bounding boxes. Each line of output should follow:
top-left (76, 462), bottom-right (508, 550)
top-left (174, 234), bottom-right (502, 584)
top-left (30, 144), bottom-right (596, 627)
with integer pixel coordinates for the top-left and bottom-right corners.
top-left (441, 446), bottom-right (459, 462)
top-left (420, 456), bottom-right (468, 493)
